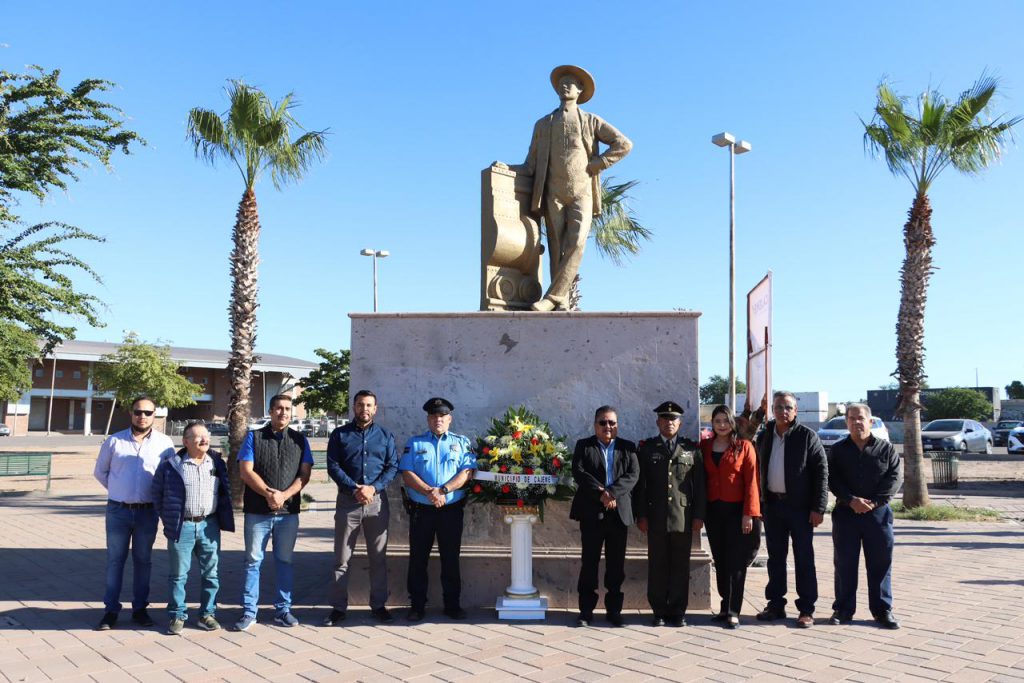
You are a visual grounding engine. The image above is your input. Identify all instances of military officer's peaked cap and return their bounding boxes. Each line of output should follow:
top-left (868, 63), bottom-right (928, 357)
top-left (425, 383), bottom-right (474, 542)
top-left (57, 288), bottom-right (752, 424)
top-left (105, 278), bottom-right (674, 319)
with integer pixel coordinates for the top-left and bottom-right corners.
top-left (653, 401), bottom-right (684, 418)
top-left (423, 397), bottom-right (454, 415)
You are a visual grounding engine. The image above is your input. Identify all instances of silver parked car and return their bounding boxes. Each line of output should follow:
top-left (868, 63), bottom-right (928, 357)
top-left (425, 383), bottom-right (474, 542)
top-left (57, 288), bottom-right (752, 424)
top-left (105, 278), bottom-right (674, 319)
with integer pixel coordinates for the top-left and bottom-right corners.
top-left (0, 423), bottom-right (11, 437)
top-left (920, 419), bottom-right (993, 454)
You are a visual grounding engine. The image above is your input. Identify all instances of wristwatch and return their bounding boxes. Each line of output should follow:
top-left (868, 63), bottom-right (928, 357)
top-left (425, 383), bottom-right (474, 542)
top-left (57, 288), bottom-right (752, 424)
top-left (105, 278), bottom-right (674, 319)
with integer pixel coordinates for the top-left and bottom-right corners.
top-left (440, 485), bottom-right (450, 495)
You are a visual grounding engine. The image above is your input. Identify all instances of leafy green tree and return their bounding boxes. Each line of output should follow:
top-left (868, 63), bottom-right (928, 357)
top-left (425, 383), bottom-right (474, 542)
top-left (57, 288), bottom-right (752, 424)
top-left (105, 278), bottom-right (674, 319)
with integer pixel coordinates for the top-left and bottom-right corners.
top-left (923, 388), bottom-right (993, 421)
top-left (187, 81), bottom-right (327, 498)
top-left (700, 374), bottom-right (747, 405)
top-left (863, 74), bottom-right (1019, 507)
top-left (569, 177), bottom-right (652, 310)
top-left (1006, 381), bottom-right (1024, 400)
top-left (296, 348), bottom-right (350, 418)
top-left (0, 67), bottom-right (143, 401)
top-left (91, 333), bottom-right (204, 435)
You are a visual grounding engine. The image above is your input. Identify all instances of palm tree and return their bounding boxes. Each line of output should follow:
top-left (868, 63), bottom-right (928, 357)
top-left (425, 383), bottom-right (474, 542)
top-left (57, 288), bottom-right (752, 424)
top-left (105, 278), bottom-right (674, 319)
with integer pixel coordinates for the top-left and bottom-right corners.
top-left (863, 74), bottom-right (1018, 508)
top-left (569, 177), bottom-right (652, 309)
top-left (187, 81), bottom-right (327, 500)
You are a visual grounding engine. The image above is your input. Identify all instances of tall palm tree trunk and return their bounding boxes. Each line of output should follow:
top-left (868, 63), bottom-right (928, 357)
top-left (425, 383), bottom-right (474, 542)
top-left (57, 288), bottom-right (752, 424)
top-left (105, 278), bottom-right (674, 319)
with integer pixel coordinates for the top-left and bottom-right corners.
top-left (896, 191), bottom-right (934, 508)
top-left (227, 187), bottom-right (261, 504)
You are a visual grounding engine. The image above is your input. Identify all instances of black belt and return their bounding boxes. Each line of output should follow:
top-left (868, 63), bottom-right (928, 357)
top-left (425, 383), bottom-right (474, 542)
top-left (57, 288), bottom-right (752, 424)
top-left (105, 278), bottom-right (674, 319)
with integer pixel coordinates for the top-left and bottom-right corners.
top-left (767, 492), bottom-right (787, 501)
top-left (185, 514), bottom-right (213, 522)
top-left (109, 500), bottom-right (153, 509)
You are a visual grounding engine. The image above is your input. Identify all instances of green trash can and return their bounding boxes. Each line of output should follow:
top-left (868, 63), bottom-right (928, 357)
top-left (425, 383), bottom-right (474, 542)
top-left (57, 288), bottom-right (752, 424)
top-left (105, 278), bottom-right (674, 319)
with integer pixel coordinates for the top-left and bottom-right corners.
top-left (931, 452), bottom-right (959, 489)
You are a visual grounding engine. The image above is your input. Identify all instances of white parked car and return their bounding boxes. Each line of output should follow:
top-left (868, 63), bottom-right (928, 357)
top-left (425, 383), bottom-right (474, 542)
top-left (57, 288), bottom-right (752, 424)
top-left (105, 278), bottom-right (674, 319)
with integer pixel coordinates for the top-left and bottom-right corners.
top-left (248, 416), bottom-right (271, 430)
top-left (1007, 426), bottom-right (1024, 454)
top-left (0, 423), bottom-right (11, 437)
top-left (816, 415), bottom-right (890, 451)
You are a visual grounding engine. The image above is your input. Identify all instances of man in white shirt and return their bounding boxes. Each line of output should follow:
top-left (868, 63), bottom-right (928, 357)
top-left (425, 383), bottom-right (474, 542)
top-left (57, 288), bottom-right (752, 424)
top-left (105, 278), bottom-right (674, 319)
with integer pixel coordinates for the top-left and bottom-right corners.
top-left (93, 396), bottom-right (175, 630)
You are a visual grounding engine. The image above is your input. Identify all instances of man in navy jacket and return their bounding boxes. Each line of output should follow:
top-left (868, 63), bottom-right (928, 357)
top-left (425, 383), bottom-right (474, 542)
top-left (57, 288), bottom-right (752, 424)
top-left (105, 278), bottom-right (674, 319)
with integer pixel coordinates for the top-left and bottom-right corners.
top-left (151, 422), bottom-right (234, 634)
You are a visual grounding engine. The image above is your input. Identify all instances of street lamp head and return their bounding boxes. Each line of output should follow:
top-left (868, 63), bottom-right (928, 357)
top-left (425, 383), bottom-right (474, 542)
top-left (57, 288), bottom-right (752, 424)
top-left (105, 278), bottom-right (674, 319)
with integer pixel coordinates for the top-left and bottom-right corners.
top-left (734, 140), bottom-right (752, 154)
top-left (377, 250), bottom-right (390, 258)
top-left (711, 132), bottom-right (736, 147)
top-left (360, 248), bottom-right (374, 256)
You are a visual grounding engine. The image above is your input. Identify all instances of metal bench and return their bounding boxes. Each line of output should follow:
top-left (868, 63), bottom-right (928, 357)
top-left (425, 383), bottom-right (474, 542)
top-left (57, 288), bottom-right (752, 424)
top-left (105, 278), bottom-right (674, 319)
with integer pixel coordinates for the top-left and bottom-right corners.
top-left (0, 452), bottom-right (53, 492)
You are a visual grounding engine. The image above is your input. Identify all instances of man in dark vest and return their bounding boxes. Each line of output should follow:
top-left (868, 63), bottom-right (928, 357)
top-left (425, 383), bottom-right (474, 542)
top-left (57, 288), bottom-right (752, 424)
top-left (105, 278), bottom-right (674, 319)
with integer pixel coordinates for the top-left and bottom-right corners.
top-left (634, 401), bottom-right (706, 627)
top-left (234, 394), bottom-right (313, 631)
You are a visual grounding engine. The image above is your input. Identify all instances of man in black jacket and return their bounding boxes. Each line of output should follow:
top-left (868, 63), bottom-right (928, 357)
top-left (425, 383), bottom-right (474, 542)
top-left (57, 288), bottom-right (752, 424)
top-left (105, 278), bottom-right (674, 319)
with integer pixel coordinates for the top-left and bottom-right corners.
top-left (570, 405), bottom-right (639, 627)
top-left (755, 391), bottom-right (828, 628)
top-left (827, 403), bottom-right (902, 629)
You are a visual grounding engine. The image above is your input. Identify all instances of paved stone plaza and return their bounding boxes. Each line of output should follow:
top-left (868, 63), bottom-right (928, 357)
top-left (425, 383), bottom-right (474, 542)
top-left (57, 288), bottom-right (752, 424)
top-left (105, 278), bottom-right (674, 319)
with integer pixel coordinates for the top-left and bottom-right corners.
top-left (1, 443), bottom-right (1023, 682)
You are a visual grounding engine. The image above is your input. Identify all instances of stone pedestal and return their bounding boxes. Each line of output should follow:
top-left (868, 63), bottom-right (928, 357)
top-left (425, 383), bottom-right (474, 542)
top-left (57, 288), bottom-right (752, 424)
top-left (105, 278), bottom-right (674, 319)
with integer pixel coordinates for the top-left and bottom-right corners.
top-left (346, 311), bottom-right (710, 612)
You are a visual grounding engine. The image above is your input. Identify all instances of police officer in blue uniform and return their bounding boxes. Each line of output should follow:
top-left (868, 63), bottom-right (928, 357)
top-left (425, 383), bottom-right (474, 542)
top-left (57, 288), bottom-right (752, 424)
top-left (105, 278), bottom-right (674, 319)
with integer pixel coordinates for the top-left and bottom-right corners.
top-left (399, 398), bottom-right (477, 622)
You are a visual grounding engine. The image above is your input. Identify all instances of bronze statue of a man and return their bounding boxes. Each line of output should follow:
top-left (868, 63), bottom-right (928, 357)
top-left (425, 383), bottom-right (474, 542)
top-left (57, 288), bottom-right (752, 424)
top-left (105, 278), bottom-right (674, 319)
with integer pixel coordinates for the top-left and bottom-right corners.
top-left (519, 65), bottom-right (633, 311)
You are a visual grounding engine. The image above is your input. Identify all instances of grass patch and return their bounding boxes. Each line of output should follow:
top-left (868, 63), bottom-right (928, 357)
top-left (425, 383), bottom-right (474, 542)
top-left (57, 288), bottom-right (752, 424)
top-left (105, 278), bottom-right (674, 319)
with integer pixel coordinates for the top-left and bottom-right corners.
top-left (891, 501), bottom-right (1001, 521)
top-left (300, 492), bottom-right (314, 511)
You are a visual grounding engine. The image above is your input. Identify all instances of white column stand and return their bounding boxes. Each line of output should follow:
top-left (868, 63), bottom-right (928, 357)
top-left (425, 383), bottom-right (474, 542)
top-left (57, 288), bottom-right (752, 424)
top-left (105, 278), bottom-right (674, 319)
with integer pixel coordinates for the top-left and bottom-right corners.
top-left (495, 508), bottom-right (548, 620)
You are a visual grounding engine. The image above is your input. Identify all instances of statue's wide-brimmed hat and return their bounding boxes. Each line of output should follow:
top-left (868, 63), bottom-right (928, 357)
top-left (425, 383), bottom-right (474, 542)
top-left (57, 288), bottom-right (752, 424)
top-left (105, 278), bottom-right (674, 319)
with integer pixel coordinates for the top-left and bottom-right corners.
top-left (550, 65), bottom-right (595, 104)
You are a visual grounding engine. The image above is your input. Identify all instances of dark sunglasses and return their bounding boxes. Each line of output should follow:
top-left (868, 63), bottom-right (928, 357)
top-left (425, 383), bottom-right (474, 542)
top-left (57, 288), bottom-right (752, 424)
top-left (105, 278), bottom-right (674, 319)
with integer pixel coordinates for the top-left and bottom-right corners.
top-left (133, 410), bottom-right (155, 417)
top-left (598, 420), bottom-right (617, 427)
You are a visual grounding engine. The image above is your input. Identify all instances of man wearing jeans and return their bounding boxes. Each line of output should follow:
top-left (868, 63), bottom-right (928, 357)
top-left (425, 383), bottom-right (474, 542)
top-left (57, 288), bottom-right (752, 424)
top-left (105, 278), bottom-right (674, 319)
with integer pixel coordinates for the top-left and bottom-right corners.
top-left (93, 396), bottom-right (176, 631)
top-left (151, 422), bottom-right (235, 634)
top-left (323, 390), bottom-right (398, 626)
top-left (235, 394), bottom-right (313, 631)
top-left (755, 390), bottom-right (828, 628)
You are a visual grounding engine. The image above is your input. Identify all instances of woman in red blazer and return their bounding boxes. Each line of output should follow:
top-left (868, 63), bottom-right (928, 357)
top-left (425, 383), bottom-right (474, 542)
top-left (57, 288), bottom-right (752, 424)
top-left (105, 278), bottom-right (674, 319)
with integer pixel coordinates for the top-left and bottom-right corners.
top-left (701, 404), bottom-right (761, 628)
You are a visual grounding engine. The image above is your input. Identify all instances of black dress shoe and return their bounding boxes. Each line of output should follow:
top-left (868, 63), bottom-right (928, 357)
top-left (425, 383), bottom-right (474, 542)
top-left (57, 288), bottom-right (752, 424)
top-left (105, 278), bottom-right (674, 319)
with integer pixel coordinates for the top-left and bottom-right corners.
top-left (828, 611), bottom-right (853, 625)
top-left (575, 615), bottom-right (591, 627)
top-left (95, 612), bottom-right (117, 631)
top-left (371, 607), bottom-right (394, 623)
top-left (725, 616), bottom-right (739, 629)
top-left (755, 607), bottom-right (786, 622)
top-left (651, 616), bottom-right (665, 627)
top-left (443, 607), bottom-right (467, 620)
top-left (406, 608), bottom-right (425, 622)
top-left (874, 612), bottom-right (900, 630)
top-left (322, 609), bottom-right (346, 626)
top-left (607, 613), bottom-right (624, 627)
top-left (131, 608), bottom-right (154, 627)
top-left (667, 616), bottom-right (686, 628)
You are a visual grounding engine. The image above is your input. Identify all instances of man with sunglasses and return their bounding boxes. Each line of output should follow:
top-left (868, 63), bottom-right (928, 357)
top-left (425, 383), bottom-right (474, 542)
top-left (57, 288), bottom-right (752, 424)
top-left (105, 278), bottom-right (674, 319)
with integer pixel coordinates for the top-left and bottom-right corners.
top-left (93, 396), bottom-right (176, 630)
top-left (754, 390), bottom-right (828, 628)
top-left (570, 406), bottom-right (639, 627)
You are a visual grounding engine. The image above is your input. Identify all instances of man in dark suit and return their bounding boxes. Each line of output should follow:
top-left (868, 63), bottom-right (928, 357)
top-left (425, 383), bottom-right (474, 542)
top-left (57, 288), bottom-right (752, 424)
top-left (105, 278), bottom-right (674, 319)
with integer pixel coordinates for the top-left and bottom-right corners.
top-left (634, 401), bottom-right (706, 627)
top-left (754, 390), bottom-right (828, 628)
top-left (570, 405), bottom-right (639, 627)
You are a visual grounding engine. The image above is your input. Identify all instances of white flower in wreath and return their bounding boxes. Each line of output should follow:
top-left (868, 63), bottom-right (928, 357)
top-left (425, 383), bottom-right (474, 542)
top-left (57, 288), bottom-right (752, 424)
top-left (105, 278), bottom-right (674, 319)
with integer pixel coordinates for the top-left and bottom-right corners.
top-left (516, 483), bottom-right (529, 491)
top-left (510, 465), bottom-right (523, 474)
top-left (484, 435), bottom-right (497, 445)
top-left (533, 430), bottom-right (549, 440)
top-left (499, 435), bottom-right (512, 446)
top-left (545, 485), bottom-right (557, 495)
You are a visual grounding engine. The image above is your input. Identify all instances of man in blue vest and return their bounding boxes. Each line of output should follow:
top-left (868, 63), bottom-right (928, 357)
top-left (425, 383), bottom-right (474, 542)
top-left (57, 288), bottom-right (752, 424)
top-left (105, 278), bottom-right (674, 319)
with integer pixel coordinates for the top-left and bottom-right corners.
top-left (234, 394), bottom-right (313, 631)
top-left (399, 397), bottom-right (476, 622)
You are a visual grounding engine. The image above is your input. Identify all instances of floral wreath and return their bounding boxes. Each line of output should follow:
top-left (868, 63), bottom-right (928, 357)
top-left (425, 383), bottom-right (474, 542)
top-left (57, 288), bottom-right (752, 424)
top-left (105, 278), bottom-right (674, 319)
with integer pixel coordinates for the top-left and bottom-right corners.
top-left (469, 406), bottom-right (574, 511)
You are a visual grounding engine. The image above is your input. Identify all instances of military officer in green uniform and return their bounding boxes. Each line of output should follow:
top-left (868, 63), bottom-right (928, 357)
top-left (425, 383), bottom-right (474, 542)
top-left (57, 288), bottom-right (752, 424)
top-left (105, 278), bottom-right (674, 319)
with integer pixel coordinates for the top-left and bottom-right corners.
top-left (634, 401), bottom-right (706, 626)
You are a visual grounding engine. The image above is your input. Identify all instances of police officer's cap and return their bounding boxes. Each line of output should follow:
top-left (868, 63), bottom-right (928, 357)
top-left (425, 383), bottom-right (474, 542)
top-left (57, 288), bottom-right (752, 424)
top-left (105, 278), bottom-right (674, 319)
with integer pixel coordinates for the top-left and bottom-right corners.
top-left (654, 401), bottom-right (684, 418)
top-left (423, 397), bottom-right (454, 415)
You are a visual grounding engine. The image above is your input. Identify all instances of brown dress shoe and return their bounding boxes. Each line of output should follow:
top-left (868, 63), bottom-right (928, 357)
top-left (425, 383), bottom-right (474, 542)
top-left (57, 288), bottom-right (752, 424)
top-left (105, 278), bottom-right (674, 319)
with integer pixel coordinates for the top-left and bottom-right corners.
top-left (796, 613), bottom-right (814, 628)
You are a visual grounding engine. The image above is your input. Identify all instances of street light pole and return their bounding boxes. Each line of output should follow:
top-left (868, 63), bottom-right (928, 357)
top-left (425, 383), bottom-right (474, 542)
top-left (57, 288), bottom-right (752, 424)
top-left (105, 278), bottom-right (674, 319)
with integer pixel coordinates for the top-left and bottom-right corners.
top-left (360, 248), bottom-right (390, 312)
top-left (712, 132), bottom-right (752, 412)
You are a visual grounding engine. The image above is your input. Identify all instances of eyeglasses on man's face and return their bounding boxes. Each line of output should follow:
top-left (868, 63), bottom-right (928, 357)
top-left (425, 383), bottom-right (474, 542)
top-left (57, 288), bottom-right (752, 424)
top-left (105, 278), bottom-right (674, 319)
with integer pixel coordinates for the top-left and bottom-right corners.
top-left (597, 420), bottom-right (617, 427)
top-left (133, 410), bottom-right (155, 417)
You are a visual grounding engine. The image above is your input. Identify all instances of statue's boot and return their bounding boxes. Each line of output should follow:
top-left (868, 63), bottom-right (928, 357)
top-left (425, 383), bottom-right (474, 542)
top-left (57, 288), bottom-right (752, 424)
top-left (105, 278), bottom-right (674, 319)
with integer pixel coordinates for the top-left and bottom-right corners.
top-left (531, 298), bottom-right (557, 312)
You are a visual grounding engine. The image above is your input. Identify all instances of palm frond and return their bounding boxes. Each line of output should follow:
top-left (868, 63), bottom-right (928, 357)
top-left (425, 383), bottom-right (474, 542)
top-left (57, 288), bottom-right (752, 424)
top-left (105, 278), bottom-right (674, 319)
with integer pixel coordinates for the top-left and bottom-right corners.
top-left (591, 178), bottom-right (652, 266)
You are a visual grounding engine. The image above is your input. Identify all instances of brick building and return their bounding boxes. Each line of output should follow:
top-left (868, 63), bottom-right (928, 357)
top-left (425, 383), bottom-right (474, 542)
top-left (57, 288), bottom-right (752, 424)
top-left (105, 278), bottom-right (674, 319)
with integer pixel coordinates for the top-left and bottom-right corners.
top-left (1, 340), bottom-right (317, 436)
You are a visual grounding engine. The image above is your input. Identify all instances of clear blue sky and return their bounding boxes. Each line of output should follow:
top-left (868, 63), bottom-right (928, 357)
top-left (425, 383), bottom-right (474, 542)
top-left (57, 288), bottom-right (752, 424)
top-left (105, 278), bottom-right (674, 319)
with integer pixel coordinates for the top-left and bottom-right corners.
top-left (5, 2), bottom-right (1023, 402)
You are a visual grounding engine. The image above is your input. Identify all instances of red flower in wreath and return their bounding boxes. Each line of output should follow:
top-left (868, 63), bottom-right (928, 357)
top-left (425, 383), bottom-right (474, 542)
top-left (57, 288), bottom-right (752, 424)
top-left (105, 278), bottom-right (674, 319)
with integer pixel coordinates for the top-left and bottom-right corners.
top-left (530, 437), bottom-right (539, 446)
top-left (499, 465), bottom-right (508, 473)
top-left (525, 467), bottom-right (534, 475)
top-left (501, 484), bottom-right (511, 494)
top-left (551, 457), bottom-right (562, 469)
top-left (472, 484), bottom-right (482, 494)
top-left (482, 446), bottom-right (490, 455)
top-left (513, 430), bottom-right (523, 439)
top-left (517, 499), bottom-right (525, 508)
